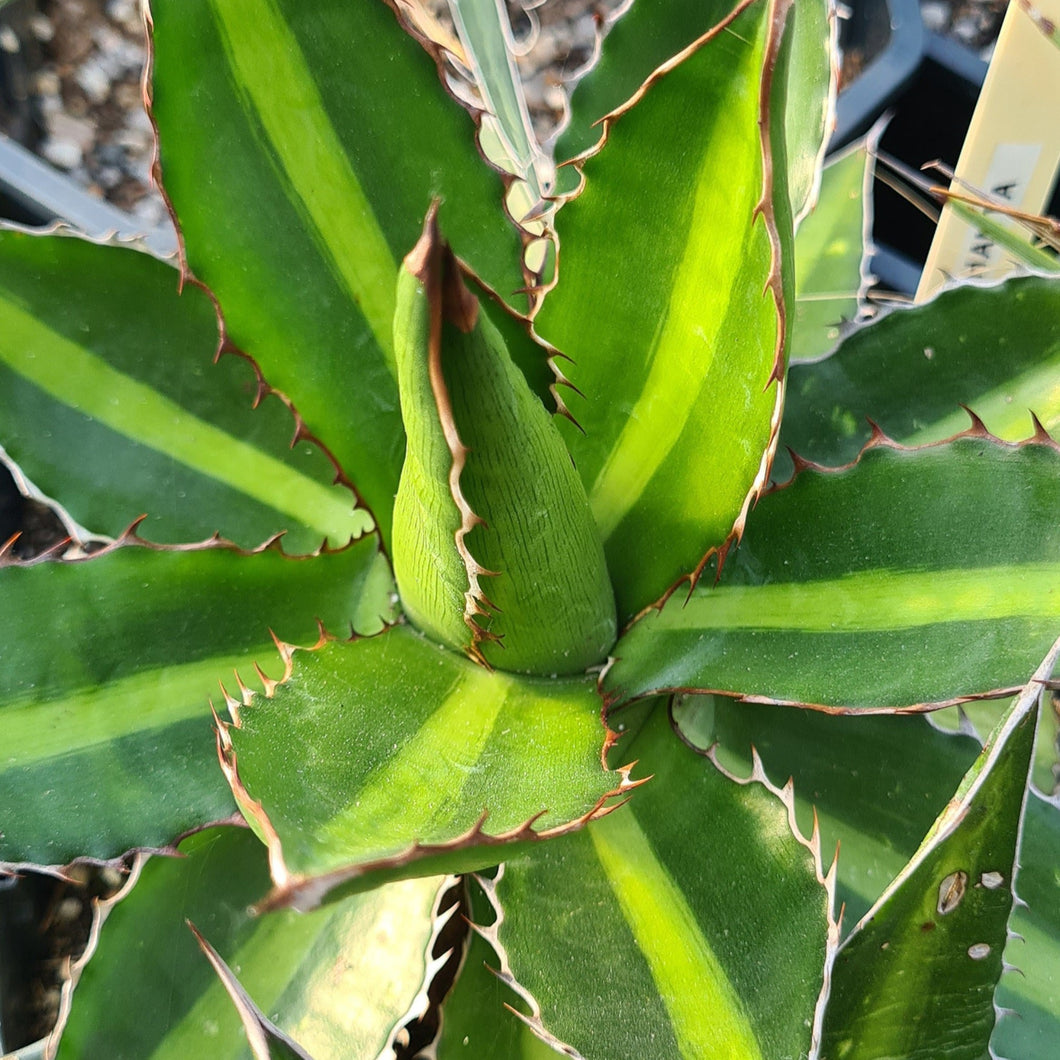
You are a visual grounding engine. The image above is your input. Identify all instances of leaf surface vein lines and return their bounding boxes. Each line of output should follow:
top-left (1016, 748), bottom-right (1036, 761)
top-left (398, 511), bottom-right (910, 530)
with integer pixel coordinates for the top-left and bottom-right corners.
top-left (671, 562), bottom-right (1059, 632)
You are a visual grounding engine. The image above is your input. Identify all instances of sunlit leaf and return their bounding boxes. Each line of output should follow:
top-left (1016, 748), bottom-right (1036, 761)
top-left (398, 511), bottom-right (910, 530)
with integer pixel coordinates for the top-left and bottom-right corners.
top-left (608, 434), bottom-right (1060, 710)
top-left (54, 827), bottom-right (442, 1059)
top-left (220, 626), bottom-right (633, 910)
top-left (463, 704), bottom-right (836, 1059)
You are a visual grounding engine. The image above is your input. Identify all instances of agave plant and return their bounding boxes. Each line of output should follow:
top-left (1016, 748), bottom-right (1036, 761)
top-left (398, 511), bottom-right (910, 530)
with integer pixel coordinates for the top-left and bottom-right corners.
top-left (1, 0), bottom-right (1059, 1057)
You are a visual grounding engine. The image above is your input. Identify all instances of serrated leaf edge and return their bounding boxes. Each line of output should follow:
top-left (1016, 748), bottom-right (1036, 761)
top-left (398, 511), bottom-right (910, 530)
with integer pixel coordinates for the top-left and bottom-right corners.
top-left (214, 626), bottom-right (644, 913)
top-left (0, 511), bottom-right (367, 570)
top-left (534, 0), bottom-right (796, 619)
top-left (842, 637), bottom-right (1060, 946)
top-left (39, 853), bottom-right (145, 1060)
top-left (774, 406), bottom-right (1060, 493)
top-left (385, 0), bottom-right (541, 298)
top-left (671, 701), bottom-right (841, 1060)
top-left (140, 6), bottom-right (380, 551)
top-left (601, 416), bottom-right (1060, 715)
top-left (465, 863), bottom-right (586, 1059)
top-left (404, 209), bottom-right (503, 668)
top-left (463, 704), bottom-right (841, 1060)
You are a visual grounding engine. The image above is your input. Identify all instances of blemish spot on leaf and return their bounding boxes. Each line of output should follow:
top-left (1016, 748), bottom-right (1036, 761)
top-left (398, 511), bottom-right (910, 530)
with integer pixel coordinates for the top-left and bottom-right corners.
top-left (937, 870), bottom-right (968, 914)
top-left (979, 870), bottom-right (1004, 889)
top-left (967, 943), bottom-right (992, 960)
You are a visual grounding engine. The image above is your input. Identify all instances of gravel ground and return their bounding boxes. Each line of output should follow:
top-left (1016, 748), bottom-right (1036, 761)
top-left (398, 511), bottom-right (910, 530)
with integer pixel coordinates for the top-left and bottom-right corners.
top-left (921, 0), bottom-right (1009, 52)
top-left (8, 0), bottom-right (164, 226)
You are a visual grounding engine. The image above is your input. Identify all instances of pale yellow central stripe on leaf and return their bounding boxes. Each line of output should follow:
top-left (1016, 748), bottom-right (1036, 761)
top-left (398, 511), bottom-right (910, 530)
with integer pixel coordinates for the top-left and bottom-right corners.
top-left (0, 298), bottom-right (363, 541)
top-left (588, 42), bottom-right (766, 541)
top-left (151, 877), bottom-right (440, 1060)
top-left (590, 810), bottom-right (763, 1059)
top-left (208, 0), bottom-right (398, 369)
top-left (3, 652), bottom-right (272, 768)
top-left (321, 665), bottom-right (508, 849)
top-left (902, 360), bottom-right (1060, 447)
top-left (667, 562), bottom-right (1060, 632)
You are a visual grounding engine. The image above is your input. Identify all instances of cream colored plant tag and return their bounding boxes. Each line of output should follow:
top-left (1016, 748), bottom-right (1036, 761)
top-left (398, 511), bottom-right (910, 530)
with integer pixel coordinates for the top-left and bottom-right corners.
top-left (916, 0), bottom-right (1060, 300)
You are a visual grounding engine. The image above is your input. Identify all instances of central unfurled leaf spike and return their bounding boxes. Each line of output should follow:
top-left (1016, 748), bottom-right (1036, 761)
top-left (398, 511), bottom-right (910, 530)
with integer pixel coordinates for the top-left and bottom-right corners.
top-left (392, 208), bottom-right (616, 675)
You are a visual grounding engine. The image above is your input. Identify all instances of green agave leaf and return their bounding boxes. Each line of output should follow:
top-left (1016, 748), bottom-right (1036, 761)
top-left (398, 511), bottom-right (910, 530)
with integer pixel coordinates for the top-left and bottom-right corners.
top-left (219, 625), bottom-right (634, 911)
top-left (535, 0), bottom-right (806, 620)
top-left (676, 691), bottom-right (1060, 1052)
top-left (148, 0), bottom-right (527, 547)
top-left (461, 704), bottom-right (836, 1059)
top-left (432, 915), bottom-right (558, 1059)
top-left (0, 535), bottom-right (386, 867)
top-left (391, 214), bottom-right (614, 674)
top-left (791, 140), bottom-right (872, 362)
top-left (675, 697), bottom-right (980, 927)
top-left (782, 0), bottom-right (833, 223)
top-left (932, 690), bottom-right (1059, 810)
top-left (994, 790), bottom-right (1060, 1058)
top-left (553, 0), bottom-right (831, 214)
top-left (0, 228), bottom-right (365, 552)
top-left (943, 197), bottom-right (1060, 275)
top-left (819, 642), bottom-right (1058, 1059)
top-left (607, 431), bottom-right (1060, 710)
top-left (780, 274), bottom-right (1060, 474)
top-left (53, 826), bottom-right (443, 1059)
top-left (187, 924), bottom-right (314, 1060)
top-left (446, 0), bottom-right (550, 204)
top-left (552, 0), bottom-right (741, 162)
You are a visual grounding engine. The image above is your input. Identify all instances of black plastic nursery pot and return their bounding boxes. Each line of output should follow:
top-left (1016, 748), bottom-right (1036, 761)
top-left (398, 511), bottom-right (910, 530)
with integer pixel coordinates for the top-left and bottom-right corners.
top-left (867, 15), bottom-right (994, 292)
top-left (832, 0), bottom-right (925, 149)
top-left (845, 2), bottom-right (1060, 294)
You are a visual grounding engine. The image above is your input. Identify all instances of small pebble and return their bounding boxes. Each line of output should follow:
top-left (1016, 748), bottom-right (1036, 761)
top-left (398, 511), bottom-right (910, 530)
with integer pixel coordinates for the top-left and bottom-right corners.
top-left (47, 112), bottom-right (95, 149)
top-left (65, 863), bottom-right (93, 887)
top-left (113, 81), bottom-right (141, 110)
top-left (41, 137), bottom-right (83, 170)
top-left (38, 93), bottom-right (63, 116)
top-left (920, 1), bottom-right (949, 34)
top-left (113, 124), bottom-right (150, 151)
top-left (99, 865), bottom-right (126, 891)
top-left (96, 141), bottom-right (126, 167)
top-left (57, 896), bottom-right (83, 923)
top-left (30, 13), bottom-right (55, 42)
top-left (543, 83), bottom-right (566, 112)
top-left (33, 68), bottom-right (62, 97)
top-left (97, 164), bottom-right (123, 189)
top-left (106, 0), bottom-right (139, 28)
top-left (132, 195), bottom-right (165, 225)
top-left (76, 59), bottom-right (111, 104)
top-left (951, 14), bottom-right (980, 45)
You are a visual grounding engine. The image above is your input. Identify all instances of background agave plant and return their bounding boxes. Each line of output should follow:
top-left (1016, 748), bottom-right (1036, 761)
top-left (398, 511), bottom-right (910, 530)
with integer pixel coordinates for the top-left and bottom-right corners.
top-left (1, 0), bottom-right (1059, 1057)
